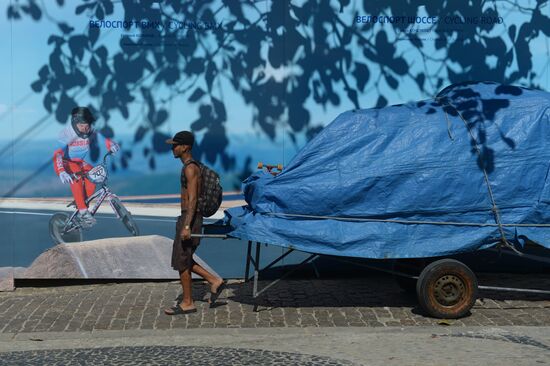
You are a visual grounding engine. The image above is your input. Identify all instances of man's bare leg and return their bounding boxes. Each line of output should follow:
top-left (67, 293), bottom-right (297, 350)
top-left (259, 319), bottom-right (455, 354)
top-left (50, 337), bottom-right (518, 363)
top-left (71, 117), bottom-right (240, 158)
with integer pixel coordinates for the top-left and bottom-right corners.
top-left (164, 268), bottom-right (196, 315)
top-left (191, 262), bottom-right (224, 293)
top-left (179, 268), bottom-right (195, 310)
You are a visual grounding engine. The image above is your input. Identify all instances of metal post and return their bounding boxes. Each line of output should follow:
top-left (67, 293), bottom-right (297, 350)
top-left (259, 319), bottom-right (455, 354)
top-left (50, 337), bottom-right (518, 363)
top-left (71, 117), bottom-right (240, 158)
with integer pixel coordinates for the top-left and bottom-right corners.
top-left (244, 240), bottom-right (252, 282)
top-left (253, 242), bottom-right (261, 298)
top-left (253, 242), bottom-right (261, 312)
top-left (311, 261), bottom-right (320, 278)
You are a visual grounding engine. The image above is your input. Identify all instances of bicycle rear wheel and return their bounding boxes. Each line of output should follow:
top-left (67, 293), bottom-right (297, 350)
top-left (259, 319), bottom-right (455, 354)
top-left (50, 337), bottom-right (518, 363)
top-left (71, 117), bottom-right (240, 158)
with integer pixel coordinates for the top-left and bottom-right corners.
top-left (110, 197), bottom-right (140, 236)
top-left (49, 213), bottom-right (83, 244)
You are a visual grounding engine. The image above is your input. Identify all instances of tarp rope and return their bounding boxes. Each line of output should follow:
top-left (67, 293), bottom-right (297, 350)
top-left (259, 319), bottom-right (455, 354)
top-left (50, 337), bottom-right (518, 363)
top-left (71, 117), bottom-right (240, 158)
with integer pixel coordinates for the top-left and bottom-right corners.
top-left (438, 99), bottom-right (520, 253)
top-left (263, 211), bottom-right (550, 227)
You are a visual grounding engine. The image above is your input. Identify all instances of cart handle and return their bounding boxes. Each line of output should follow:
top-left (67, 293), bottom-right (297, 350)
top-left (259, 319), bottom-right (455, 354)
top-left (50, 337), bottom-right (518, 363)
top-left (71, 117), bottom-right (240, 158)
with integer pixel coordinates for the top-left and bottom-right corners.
top-left (191, 234), bottom-right (229, 239)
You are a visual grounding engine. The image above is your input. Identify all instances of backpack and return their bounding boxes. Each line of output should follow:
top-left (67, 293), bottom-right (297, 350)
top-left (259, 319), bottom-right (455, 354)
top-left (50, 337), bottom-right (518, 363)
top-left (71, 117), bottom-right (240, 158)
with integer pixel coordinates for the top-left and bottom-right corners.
top-left (185, 160), bottom-right (223, 217)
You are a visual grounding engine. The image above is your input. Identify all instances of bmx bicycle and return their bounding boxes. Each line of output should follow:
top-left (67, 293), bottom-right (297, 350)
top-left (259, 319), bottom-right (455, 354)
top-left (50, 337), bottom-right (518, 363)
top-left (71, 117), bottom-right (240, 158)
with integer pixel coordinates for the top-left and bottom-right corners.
top-left (49, 152), bottom-right (139, 244)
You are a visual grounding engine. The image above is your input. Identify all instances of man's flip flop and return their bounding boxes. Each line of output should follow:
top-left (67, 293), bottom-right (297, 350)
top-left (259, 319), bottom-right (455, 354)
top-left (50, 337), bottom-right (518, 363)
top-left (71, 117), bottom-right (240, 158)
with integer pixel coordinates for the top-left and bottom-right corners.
top-left (164, 306), bottom-right (197, 315)
top-left (209, 280), bottom-right (227, 307)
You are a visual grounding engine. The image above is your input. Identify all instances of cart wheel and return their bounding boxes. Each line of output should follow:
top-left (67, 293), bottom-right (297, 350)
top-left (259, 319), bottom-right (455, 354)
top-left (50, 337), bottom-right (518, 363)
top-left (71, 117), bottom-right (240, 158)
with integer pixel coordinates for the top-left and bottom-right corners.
top-left (416, 259), bottom-right (477, 319)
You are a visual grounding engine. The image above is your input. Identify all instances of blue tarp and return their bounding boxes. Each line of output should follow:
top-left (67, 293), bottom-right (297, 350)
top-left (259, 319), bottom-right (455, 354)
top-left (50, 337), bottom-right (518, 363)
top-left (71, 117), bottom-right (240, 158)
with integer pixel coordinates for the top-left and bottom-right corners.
top-left (225, 82), bottom-right (550, 259)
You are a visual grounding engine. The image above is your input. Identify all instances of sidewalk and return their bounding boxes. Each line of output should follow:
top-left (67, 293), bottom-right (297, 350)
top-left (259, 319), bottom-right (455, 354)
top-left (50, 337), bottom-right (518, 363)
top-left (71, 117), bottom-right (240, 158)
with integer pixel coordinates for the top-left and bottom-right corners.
top-left (2, 274), bottom-right (548, 332)
top-left (0, 274), bottom-right (548, 364)
top-left (0, 326), bottom-right (549, 365)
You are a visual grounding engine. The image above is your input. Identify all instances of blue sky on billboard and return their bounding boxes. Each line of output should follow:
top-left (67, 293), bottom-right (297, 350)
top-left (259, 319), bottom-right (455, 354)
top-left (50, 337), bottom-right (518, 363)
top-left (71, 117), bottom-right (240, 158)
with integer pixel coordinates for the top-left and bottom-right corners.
top-left (3, 1), bottom-right (547, 134)
top-left (0, 1), bottom-right (292, 195)
top-left (0, 0), bottom-right (549, 195)
top-left (1, 2), bottom-right (256, 138)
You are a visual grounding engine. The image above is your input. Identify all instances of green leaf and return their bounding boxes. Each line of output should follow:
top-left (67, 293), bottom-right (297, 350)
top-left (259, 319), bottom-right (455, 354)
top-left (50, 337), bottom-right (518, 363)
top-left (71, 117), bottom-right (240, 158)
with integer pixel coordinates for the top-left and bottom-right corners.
top-left (75, 3), bottom-right (92, 15)
top-left (212, 97), bottom-right (227, 121)
top-left (385, 74), bottom-right (398, 89)
top-left (47, 35), bottom-right (65, 45)
top-left (188, 87), bottom-right (206, 102)
top-left (31, 80), bottom-right (43, 92)
top-left (205, 62), bottom-right (217, 91)
top-left (134, 126), bottom-right (148, 143)
top-left (89, 24), bottom-right (99, 45)
top-left (352, 62), bottom-right (369, 92)
top-left (58, 22), bottom-right (74, 34)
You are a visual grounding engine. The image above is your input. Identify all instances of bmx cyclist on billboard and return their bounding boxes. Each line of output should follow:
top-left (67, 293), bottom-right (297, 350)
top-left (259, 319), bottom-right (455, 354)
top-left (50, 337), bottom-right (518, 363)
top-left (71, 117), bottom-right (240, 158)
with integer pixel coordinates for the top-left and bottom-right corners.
top-left (53, 106), bottom-right (120, 228)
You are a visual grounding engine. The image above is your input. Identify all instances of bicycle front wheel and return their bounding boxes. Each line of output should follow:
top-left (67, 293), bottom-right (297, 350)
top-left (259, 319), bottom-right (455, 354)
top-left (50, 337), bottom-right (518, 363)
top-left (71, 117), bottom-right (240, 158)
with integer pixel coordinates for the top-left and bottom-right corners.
top-left (110, 197), bottom-right (140, 236)
top-left (122, 214), bottom-right (140, 236)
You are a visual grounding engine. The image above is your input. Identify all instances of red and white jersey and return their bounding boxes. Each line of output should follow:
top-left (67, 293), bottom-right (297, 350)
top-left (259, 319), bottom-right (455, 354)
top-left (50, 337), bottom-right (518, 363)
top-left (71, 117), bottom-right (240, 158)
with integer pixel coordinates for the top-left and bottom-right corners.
top-left (53, 125), bottom-right (114, 175)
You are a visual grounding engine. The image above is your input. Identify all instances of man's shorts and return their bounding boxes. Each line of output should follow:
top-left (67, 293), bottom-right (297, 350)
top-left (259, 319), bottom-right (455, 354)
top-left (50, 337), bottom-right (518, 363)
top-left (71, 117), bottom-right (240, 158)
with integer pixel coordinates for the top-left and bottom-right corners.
top-left (171, 213), bottom-right (203, 272)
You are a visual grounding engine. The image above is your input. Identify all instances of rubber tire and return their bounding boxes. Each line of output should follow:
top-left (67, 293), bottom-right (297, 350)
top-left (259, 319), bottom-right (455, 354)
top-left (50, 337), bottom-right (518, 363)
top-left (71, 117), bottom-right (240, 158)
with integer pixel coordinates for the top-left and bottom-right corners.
top-left (416, 259), bottom-right (478, 319)
top-left (111, 197), bottom-right (139, 236)
top-left (49, 213), bottom-right (83, 244)
top-left (122, 214), bottom-right (140, 236)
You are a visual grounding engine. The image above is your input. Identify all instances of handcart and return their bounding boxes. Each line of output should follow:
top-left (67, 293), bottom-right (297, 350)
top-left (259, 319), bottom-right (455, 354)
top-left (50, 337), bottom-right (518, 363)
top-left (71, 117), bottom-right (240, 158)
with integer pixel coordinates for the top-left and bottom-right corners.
top-left (194, 229), bottom-right (550, 319)
top-left (193, 82), bottom-right (550, 319)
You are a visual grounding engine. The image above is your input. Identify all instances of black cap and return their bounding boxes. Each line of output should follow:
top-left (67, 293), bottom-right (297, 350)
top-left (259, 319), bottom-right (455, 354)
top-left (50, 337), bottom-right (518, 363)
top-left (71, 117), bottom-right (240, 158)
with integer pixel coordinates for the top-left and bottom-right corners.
top-left (166, 130), bottom-right (194, 146)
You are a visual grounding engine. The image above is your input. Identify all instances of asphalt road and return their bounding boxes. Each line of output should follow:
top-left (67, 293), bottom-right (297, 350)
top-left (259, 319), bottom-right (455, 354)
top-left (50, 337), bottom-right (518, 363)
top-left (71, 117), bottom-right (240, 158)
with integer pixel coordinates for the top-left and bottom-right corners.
top-left (0, 209), bottom-right (304, 278)
top-left (1, 208), bottom-right (549, 279)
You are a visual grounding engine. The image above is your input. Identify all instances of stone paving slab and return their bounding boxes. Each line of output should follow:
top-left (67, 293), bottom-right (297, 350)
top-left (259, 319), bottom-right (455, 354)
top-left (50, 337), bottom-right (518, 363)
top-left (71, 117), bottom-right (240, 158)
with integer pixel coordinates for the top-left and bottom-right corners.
top-left (0, 345), bottom-right (356, 366)
top-left (0, 273), bottom-right (548, 333)
top-left (0, 274), bottom-right (548, 365)
top-left (0, 327), bottom-right (549, 366)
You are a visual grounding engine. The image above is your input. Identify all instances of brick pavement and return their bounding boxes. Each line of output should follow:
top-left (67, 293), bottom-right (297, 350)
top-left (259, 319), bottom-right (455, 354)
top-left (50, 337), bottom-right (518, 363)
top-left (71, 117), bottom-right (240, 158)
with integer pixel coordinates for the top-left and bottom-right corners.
top-left (0, 274), bottom-right (548, 333)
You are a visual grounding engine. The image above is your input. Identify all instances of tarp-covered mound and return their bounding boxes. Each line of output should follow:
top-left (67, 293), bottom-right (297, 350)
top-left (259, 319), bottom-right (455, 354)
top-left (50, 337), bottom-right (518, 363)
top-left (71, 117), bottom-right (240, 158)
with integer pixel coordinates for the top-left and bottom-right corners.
top-left (225, 82), bottom-right (550, 258)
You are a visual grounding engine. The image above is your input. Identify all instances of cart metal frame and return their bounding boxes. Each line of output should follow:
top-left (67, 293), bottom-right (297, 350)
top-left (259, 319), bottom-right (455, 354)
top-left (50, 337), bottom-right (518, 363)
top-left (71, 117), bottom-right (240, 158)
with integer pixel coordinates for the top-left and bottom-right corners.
top-left (195, 232), bottom-right (550, 316)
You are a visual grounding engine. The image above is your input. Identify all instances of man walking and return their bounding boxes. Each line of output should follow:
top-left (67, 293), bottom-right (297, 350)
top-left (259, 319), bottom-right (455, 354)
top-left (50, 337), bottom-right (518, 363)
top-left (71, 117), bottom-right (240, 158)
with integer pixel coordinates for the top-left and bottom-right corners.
top-left (164, 131), bottom-right (225, 315)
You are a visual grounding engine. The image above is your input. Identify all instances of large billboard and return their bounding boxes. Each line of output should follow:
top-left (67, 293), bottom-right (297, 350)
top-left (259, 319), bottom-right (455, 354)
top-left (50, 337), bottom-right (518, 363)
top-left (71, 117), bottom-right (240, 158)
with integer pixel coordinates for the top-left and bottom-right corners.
top-left (1, 0), bottom-right (548, 287)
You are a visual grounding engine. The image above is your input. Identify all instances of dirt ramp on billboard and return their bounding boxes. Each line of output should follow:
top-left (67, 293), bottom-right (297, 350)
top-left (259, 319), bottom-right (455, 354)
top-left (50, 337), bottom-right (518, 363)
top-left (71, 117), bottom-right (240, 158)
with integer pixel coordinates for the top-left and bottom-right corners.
top-left (21, 235), bottom-right (218, 279)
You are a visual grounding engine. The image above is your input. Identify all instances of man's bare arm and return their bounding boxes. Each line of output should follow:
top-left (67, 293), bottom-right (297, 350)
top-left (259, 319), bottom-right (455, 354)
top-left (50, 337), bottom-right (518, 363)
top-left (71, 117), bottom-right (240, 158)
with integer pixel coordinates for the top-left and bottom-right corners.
top-left (180, 185), bottom-right (186, 213)
top-left (183, 163), bottom-right (200, 229)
